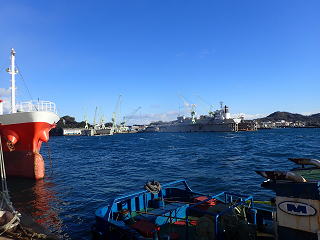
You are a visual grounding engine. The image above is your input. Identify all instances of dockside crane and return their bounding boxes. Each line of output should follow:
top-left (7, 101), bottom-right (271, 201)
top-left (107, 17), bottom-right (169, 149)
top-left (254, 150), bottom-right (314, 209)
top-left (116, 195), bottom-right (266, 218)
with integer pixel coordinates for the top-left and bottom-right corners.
top-left (100, 107), bottom-right (106, 130)
top-left (83, 107), bottom-right (89, 129)
top-left (194, 94), bottom-right (214, 117)
top-left (112, 94), bottom-right (122, 133)
top-left (178, 93), bottom-right (197, 124)
top-left (120, 107), bottom-right (141, 131)
top-left (93, 106), bottom-right (98, 131)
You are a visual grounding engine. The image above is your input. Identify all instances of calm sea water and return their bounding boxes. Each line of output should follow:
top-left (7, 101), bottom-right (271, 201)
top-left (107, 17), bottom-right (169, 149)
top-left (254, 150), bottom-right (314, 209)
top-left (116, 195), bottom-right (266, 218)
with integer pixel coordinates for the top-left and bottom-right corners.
top-left (5, 128), bottom-right (320, 239)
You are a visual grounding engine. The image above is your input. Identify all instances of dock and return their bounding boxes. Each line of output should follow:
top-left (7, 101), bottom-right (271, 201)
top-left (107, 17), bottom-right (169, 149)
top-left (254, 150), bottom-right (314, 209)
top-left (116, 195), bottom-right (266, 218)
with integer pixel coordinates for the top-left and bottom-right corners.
top-left (0, 211), bottom-right (60, 240)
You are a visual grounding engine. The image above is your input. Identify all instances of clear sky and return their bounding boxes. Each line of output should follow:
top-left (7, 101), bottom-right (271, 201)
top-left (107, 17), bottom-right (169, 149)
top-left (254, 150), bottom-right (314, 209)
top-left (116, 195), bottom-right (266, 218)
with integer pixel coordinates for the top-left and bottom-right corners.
top-left (0, 1), bottom-right (319, 125)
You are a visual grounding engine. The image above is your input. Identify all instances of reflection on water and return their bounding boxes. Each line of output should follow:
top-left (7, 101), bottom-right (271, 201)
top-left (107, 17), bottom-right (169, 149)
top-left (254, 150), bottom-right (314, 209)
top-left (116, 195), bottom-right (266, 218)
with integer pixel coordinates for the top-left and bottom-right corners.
top-left (7, 176), bottom-right (63, 233)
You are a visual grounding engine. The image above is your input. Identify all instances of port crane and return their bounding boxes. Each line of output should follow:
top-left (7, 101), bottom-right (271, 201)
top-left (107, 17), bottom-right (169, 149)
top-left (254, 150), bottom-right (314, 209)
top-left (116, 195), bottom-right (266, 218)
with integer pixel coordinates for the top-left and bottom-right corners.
top-left (112, 94), bottom-right (122, 133)
top-left (194, 94), bottom-right (214, 117)
top-left (93, 106), bottom-right (98, 131)
top-left (99, 107), bottom-right (106, 130)
top-left (178, 93), bottom-right (196, 124)
top-left (120, 107), bottom-right (141, 131)
top-left (83, 107), bottom-right (89, 129)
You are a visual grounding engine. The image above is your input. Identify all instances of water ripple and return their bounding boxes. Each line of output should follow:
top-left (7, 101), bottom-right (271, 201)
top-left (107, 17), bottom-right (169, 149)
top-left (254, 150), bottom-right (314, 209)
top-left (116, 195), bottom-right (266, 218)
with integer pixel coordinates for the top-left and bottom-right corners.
top-left (6, 128), bottom-right (320, 239)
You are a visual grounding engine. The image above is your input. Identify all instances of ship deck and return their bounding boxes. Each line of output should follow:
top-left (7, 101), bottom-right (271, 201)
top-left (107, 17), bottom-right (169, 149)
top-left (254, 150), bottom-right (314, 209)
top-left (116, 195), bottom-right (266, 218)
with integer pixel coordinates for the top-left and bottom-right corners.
top-left (120, 208), bottom-right (274, 240)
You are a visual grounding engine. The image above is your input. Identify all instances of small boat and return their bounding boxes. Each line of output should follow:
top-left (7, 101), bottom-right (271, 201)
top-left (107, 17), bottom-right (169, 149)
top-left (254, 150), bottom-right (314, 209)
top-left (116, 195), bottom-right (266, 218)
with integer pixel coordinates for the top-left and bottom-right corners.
top-left (92, 158), bottom-right (320, 240)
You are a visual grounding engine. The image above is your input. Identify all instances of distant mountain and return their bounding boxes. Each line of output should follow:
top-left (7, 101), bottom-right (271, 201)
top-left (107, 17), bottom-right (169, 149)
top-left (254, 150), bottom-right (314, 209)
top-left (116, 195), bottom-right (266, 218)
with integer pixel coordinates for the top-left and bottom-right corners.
top-left (256, 111), bottom-right (320, 122)
top-left (312, 113), bottom-right (320, 118)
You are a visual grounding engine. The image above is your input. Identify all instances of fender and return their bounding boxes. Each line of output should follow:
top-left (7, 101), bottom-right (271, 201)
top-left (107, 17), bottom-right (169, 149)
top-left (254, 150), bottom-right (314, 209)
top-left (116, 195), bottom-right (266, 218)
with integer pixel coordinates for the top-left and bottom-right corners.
top-left (255, 171), bottom-right (307, 183)
top-left (289, 158), bottom-right (320, 168)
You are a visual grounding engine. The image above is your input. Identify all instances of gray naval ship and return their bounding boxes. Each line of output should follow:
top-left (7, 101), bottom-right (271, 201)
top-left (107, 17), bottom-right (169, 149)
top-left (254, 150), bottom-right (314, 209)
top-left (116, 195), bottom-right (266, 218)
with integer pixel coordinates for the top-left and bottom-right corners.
top-left (146, 101), bottom-right (257, 133)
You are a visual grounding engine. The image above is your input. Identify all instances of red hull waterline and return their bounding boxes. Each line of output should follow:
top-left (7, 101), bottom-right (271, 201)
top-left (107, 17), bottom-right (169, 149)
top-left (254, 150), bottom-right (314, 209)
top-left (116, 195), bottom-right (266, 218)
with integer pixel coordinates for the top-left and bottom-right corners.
top-left (2, 149), bottom-right (45, 179)
top-left (0, 112), bottom-right (59, 179)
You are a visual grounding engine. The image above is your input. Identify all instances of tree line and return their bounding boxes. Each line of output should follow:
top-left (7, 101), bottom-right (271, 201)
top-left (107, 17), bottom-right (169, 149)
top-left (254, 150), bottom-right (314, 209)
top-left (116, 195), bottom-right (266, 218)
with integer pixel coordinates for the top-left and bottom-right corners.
top-left (50, 115), bottom-right (113, 136)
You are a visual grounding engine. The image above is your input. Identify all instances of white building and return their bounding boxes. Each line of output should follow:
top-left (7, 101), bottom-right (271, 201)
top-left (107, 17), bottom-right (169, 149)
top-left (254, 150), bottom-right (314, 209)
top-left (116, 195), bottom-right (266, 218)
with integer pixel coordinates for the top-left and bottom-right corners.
top-left (62, 128), bottom-right (83, 135)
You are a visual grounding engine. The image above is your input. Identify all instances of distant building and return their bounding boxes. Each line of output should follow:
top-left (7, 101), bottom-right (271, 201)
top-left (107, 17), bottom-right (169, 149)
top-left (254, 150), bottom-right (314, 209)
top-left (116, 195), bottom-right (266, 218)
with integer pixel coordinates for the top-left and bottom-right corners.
top-left (132, 125), bottom-right (147, 131)
top-left (62, 128), bottom-right (83, 135)
top-left (259, 121), bottom-right (274, 128)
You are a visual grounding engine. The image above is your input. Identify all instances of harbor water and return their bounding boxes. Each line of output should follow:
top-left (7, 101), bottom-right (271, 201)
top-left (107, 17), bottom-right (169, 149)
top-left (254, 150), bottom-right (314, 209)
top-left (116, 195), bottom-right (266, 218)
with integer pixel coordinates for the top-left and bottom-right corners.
top-left (5, 128), bottom-right (320, 239)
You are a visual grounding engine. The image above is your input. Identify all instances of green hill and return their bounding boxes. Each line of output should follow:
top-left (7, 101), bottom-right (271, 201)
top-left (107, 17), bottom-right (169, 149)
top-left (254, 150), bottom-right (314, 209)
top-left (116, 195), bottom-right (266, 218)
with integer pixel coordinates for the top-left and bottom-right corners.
top-left (256, 111), bottom-right (320, 122)
top-left (50, 116), bottom-right (88, 136)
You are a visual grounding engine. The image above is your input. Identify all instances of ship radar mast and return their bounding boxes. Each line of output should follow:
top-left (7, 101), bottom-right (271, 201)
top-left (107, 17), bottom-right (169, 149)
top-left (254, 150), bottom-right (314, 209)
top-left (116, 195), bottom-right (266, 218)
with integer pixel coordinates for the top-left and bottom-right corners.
top-left (6, 48), bottom-right (18, 113)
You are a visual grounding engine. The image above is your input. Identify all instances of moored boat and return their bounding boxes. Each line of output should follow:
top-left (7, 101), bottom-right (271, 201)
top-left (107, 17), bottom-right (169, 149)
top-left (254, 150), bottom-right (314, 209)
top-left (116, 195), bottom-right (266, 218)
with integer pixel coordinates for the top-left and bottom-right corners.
top-left (151, 102), bottom-right (257, 133)
top-left (92, 158), bottom-right (320, 240)
top-left (163, 104), bottom-right (242, 133)
top-left (0, 48), bottom-right (60, 179)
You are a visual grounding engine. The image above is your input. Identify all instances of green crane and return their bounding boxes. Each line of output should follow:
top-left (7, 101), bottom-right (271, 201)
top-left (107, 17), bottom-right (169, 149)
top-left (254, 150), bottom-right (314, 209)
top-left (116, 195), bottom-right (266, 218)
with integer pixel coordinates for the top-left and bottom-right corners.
top-left (178, 93), bottom-right (197, 124)
top-left (93, 106), bottom-right (98, 131)
top-left (112, 94), bottom-right (122, 133)
top-left (83, 107), bottom-right (89, 129)
top-left (194, 94), bottom-right (214, 117)
top-left (100, 107), bottom-right (106, 130)
top-left (120, 107), bottom-right (141, 132)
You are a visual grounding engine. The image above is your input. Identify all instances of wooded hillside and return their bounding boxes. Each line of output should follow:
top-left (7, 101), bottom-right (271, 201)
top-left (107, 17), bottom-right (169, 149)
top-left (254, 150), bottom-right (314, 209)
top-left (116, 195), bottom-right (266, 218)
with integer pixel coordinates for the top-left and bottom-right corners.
top-left (256, 111), bottom-right (320, 122)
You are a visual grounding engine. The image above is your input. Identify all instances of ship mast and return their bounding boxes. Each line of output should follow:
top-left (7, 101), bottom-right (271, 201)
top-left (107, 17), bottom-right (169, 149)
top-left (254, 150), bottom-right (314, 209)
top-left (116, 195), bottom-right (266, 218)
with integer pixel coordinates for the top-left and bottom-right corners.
top-left (7, 48), bottom-right (18, 113)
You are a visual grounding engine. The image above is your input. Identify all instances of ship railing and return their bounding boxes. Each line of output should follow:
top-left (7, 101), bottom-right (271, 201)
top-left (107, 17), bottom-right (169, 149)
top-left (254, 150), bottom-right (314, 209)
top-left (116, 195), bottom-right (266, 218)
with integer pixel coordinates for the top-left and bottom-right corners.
top-left (15, 100), bottom-right (57, 114)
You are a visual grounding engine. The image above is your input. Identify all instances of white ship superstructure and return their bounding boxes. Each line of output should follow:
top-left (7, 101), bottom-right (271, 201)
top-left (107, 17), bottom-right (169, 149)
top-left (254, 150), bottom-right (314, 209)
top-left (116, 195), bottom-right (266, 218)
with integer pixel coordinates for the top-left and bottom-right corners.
top-left (163, 101), bottom-right (246, 133)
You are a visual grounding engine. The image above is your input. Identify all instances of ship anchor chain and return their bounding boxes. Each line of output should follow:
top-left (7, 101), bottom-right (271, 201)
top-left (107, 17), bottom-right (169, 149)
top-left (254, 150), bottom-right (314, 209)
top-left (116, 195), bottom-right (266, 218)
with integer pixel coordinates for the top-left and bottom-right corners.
top-left (2, 223), bottom-right (56, 239)
top-left (0, 132), bottom-right (16, 152)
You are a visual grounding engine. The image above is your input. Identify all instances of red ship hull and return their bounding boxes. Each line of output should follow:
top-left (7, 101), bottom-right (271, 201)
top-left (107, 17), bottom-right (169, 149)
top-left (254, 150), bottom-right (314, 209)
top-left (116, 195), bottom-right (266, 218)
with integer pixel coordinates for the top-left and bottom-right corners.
top-left (0, 111), bottom-right (60, 179)
top-left (2, 150), bottom-right (44, 179)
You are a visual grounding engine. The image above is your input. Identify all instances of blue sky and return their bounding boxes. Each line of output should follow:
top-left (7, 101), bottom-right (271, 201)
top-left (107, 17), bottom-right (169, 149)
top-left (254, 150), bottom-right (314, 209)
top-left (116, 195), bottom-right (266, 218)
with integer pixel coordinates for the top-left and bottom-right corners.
top-left (0, 1), bottom-right (319, 125)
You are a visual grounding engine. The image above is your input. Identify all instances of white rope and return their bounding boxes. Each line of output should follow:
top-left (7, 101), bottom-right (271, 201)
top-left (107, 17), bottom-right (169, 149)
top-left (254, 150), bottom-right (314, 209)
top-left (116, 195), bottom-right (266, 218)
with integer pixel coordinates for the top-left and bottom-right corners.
top-left (0, 135), bottom-right (7, 193)
top-left (0, 213), bottom-right (20, 235)
top-left (0, 134), bottom-right (21, 235)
